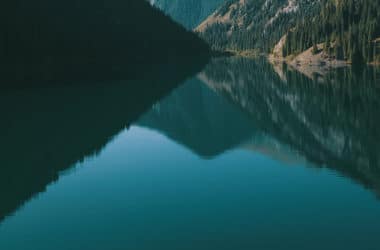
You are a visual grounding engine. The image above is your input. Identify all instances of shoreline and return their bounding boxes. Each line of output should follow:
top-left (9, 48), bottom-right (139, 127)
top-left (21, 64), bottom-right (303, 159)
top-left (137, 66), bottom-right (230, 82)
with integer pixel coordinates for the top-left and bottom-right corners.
top-left (210, 49), bottom-right (379, 81)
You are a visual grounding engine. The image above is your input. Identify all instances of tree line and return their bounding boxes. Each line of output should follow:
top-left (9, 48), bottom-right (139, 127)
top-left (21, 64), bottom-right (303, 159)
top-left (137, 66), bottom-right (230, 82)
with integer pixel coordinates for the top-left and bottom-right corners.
top-left (283, 0), bottom-right (380, 64)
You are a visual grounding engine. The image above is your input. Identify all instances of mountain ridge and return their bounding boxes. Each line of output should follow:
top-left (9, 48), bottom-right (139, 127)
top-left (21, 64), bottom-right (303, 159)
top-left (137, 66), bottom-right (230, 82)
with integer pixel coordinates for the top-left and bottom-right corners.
top-left (196, 0), bottom-right (319, 51)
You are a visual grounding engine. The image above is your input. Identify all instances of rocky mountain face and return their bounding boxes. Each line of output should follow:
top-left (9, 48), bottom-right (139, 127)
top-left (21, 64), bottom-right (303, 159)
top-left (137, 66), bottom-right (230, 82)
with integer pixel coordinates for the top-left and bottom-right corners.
top-left (197, 0), bottom-right (318, 51)
top-left (152, 0), bottom-right (225, 29)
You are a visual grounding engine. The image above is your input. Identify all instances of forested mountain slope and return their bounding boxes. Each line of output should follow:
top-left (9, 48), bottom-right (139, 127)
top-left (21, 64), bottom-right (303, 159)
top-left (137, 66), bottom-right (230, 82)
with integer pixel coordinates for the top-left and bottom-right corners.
top-left (197, 0), bottom-right (380, 64)
top-left (201, 57), bottom-right (380, 196)
top-left (197, 0), bottom-right (318, 51)
top-left (0, 0), bottom-right (209, 85)
top-left (283, 0), bottom-right (380, 64)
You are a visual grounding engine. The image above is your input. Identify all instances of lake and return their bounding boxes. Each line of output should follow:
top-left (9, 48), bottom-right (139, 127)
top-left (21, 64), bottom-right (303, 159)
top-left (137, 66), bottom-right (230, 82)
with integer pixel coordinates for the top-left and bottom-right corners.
top-left (1, 57), bottom-right (380, 250)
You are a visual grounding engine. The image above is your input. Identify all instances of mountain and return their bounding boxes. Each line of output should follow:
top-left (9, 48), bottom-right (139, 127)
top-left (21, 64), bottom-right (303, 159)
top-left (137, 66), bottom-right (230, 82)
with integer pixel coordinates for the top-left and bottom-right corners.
top-left (197, 0), bottom-right (318, 51)
top-left (0, 0), bottom-right (212, 221)
top-left (151, 0), bottom-right (225, 29)
top-left (282, 0), bottom-right (380, 65)
top-left (197, 0), bottom-right (380, 64)
top-left (0, 0), bottom-right (209, 86)
top-left (200, 57), bottom-right (380, 196)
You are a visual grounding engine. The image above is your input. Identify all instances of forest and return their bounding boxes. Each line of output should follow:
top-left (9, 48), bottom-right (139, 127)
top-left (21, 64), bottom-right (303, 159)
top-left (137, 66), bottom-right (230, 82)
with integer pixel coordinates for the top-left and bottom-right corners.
top-left (283, 0), bottom-right (380, 64)
top-left (198, 0), bottom-right (320, 52)
top-left (198, 0), bottom-right (380, 64)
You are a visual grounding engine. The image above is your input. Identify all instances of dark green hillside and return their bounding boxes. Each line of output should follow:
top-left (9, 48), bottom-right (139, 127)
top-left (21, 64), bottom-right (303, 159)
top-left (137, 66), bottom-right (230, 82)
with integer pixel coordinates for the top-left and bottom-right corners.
top-left (0, 0), bottom-right (209, 85)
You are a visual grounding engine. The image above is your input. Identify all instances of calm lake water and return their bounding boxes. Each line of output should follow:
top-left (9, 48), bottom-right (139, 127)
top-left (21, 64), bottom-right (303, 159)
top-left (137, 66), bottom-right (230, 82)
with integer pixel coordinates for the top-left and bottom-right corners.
top-left (1, 57), bottom-right (380, 250)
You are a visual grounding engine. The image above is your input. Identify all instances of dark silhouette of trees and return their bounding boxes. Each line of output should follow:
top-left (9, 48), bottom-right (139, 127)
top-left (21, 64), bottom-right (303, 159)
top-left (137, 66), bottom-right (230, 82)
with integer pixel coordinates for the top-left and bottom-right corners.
top-left (0, 0), bottom-right (210, 85)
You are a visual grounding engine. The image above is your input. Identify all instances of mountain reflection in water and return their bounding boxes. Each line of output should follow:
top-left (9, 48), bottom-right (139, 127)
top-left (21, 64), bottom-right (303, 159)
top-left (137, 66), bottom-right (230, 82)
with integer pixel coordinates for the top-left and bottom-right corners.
top-left (1, 57), bottom-right (380, 250)
top-left (198, 57), bottom-right (380, 196)
top-left (141, 57), bottom-right (380, 197)
top-left (0, 60), bottom-right (204, 222)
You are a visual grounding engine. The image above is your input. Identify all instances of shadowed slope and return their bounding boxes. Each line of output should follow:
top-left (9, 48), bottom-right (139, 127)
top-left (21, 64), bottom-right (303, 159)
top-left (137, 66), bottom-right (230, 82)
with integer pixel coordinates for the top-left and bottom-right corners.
top-left (0, 0), bottom-right (209, 86)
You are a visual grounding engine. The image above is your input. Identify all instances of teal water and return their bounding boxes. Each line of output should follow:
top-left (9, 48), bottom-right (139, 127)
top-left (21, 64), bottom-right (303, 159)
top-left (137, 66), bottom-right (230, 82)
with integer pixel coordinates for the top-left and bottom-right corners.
top-left (1, 58), bottom-right (380, 249)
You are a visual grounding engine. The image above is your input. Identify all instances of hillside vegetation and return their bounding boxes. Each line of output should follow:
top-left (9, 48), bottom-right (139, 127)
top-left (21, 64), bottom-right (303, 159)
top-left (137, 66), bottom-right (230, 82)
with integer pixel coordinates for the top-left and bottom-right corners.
top-left (197, 0), bottom-right (319, 51)
top-left (283, 0), bottom-right (380, 65)
top-left (197, 0), bottom-right (380, 64)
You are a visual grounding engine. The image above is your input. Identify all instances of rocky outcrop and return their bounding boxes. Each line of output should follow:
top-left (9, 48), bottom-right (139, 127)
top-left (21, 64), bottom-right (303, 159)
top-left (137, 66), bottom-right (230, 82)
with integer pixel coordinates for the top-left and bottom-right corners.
top-left (270, 40), bottom-right (350, 79)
